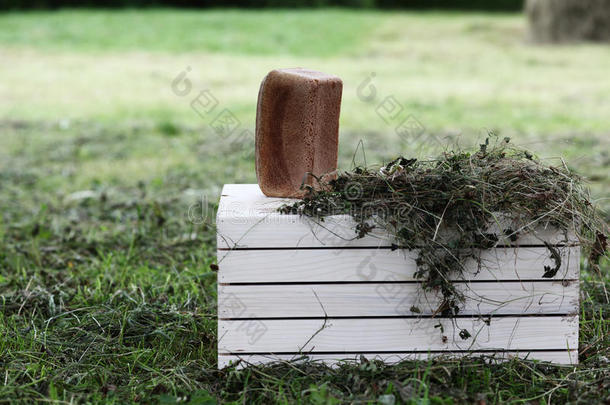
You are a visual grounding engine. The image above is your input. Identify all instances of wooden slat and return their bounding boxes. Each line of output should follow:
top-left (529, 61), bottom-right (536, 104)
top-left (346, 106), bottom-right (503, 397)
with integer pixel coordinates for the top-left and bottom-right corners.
top-left (218, 281), bottom-right (578, 318)
top-left (218, 246), bottom-right (579, 283)
top-left (217, 184), bottom-right (578, 249)
top-left (218, 316), bottom-right (578, 354)
top-left (218, 350), bottom-right (578, 368)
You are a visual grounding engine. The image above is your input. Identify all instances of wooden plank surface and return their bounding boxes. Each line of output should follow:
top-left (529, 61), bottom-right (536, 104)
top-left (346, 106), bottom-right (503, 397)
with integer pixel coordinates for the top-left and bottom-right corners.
top-left (218, 281), bottom-right (578, 318)
top-left (218, 246), bottom-right (580, 283)
top-left (217, 184), bottom-right (578, 249)
top-left (216, 184), bottom-right (581, 367)
top-left (218, 316), bottom-right (578, 353)
top-left (218, 350), bottom-right (578, 368)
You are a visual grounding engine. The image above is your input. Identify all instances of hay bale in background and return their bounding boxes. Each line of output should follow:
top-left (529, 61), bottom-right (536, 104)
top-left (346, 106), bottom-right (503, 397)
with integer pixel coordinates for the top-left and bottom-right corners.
top-left (526, 0), bottom-right (610, 42)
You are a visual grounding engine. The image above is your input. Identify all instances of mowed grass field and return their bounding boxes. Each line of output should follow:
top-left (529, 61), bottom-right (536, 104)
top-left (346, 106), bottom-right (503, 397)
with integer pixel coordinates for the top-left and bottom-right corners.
top-left (0, 9), bottom-right (608, 404)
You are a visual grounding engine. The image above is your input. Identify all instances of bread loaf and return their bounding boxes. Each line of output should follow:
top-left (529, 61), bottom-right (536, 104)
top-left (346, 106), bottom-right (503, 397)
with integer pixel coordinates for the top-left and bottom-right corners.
top-left (255, 68), bottom-right (342, 198)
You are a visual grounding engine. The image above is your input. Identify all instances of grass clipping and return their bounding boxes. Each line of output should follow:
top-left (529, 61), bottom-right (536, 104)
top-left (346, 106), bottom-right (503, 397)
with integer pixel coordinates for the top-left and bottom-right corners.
top-left (280, 138), bottom-right (608, 321)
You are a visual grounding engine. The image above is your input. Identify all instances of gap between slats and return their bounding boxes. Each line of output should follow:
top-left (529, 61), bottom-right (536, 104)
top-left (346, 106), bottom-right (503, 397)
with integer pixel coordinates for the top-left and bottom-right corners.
top-left (218, 314), bottom-right (577, 320)
top-left (217, 244), bottom-right (578, 250)
top-left (218, 279), bottom-right (578, 285)
top-left (218, 349), bottom-right (575, 355)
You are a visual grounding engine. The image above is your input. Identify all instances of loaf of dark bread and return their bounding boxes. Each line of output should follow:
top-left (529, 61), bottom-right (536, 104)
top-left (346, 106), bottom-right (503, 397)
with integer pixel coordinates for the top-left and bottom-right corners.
top-left (255, 68), bottom-right (343, 198)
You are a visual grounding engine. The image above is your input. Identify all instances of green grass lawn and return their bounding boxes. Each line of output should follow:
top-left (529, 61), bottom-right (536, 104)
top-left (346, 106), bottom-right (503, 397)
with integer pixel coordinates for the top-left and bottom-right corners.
top-left (0, 8), bottom-right (608, 404)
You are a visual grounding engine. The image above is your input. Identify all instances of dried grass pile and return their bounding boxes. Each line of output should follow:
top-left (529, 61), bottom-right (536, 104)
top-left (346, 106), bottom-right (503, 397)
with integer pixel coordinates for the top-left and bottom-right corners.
top-left (280, 137), bottom-right (608, 320)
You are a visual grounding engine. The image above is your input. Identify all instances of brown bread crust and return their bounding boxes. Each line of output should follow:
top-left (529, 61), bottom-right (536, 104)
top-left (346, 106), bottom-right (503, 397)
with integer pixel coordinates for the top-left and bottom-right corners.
top-left (255, 68), bottom-right (342, 198)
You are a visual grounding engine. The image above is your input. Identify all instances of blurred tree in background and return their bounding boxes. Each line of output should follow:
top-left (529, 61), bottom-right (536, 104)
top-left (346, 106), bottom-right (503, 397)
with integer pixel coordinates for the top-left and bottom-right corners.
top-left (526, 0), bottom-right (610, 42)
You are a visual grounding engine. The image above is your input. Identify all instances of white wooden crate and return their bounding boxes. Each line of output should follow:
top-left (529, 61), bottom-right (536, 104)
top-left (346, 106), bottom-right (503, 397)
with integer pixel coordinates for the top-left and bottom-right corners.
top-left (217, 184), bottom-right (580, 367)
